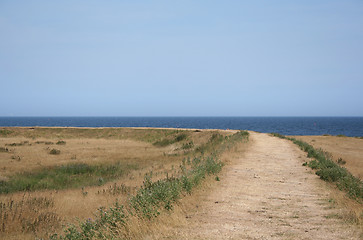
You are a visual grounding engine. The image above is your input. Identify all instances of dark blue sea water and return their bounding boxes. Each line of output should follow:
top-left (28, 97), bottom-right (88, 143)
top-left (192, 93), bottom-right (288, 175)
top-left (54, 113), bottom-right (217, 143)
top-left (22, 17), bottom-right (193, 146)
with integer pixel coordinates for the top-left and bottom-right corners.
top-left (0, 117), bottom-right (362, 137)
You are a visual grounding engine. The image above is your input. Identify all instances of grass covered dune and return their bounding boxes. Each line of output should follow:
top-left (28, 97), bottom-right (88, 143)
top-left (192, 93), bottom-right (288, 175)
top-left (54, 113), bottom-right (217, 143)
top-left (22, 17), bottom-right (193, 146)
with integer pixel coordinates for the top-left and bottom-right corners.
top-left (0, 127), bottom-right (249, 239)
top-left (1, 127), bottom-right (362, 239)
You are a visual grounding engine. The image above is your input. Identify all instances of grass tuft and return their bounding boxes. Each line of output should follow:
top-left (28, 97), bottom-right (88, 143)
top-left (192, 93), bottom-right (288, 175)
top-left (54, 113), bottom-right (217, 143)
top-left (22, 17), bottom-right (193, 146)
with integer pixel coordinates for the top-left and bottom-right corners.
top-left (337, 158), bottom-right (346, 165)
top-left (56, 140), bottom-right (66, 145)
top-left (337, 134), bottom-right (347, 137)
top-left (35, 141), bottom-right (54, 145)
top-left (49, 149), bottom-right (61, 155)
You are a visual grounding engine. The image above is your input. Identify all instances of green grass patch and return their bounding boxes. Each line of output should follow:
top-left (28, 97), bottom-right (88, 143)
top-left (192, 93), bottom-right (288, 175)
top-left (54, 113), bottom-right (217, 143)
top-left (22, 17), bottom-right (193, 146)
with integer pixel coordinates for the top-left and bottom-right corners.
top-left (271, 133), bottom-right (363, 201)
top-left (0, 162), bottom-right (138, 194)
top-left (153, 133), bottom-right (188, 147)
top-left (0, 129), bottom-right (13, 136)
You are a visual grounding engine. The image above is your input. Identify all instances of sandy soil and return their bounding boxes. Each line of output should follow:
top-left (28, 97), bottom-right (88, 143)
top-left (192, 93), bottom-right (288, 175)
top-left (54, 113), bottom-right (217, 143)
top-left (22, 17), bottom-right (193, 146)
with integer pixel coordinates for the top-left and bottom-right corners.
top-left (292, 135), bottom-right (363, 179)
top-left (162, 132), bottom-right (362, 239)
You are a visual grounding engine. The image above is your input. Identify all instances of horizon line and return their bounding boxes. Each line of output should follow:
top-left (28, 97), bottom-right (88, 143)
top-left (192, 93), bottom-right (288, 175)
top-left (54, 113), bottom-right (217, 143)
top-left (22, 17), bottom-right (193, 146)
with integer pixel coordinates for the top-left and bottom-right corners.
top-left (1, 116), bottom-right (362, 118)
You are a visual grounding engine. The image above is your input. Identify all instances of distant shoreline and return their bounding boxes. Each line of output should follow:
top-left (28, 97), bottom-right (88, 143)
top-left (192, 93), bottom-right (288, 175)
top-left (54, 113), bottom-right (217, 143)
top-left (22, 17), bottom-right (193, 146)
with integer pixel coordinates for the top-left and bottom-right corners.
top-left (1, 117), bottom-right (363, 137)
top-left (1, 126), bottom-right (363, 138)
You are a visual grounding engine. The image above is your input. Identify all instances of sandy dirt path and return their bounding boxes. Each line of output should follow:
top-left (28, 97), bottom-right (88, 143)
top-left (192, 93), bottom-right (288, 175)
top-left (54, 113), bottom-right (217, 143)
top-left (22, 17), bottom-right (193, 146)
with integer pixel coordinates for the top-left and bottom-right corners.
top-left (163, 132), bottom-right (361, 239)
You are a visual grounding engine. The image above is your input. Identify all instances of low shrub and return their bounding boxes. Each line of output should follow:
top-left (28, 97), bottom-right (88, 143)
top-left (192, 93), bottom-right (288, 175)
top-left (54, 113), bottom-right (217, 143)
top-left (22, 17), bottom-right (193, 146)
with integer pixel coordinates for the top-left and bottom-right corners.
top-left (56, 140), bottom-right (66, 145)
top-left (337, 158), bottom-right (346, 165)
top-left (336, 134), bottom-right (347, 137)
top-left (52, 201), bottom-right (128, 240)
top-left (49, 149), bottom-right (60, 155)
top-left (270, 133), bottom-right (286, 139)
top-left (0, 147), bottom-right (9, 152)
top-left (35, 141), bottom-right (54, 145)
top-left (175, 133), bottom-right (187, 142)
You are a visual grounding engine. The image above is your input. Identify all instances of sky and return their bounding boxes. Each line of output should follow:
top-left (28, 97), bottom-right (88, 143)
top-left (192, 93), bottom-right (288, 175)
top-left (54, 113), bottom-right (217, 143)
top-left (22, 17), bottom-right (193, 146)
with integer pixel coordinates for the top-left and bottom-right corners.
top-left (0, 1), bottom-right (362, 117)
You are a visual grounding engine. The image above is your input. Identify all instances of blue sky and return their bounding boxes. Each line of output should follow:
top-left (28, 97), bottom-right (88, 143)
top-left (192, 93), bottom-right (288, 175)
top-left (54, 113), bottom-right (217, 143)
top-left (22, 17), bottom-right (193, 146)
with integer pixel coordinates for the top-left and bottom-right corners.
top-left (1, 1), bottom-right (362, 116)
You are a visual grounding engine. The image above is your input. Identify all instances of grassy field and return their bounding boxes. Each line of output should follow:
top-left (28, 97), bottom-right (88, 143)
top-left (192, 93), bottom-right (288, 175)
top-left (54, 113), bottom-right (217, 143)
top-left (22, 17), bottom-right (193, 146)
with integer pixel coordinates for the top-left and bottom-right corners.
top-left (0, 127), bottom-right (248, 239)
top-left (292, 135), bottom-right (363, 179)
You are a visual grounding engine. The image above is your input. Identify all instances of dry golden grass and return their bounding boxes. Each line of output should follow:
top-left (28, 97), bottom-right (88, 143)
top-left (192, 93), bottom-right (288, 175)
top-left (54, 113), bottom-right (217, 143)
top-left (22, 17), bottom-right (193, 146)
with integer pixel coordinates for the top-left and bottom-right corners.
top-left (0, 138), bottom-right (168, 176)
top-left (292, 135), bottom-right (363, 179)
top-left (0, 127), bottom-right (234, 239)
top-left (0, 127), bottom-right (230, 176)
top-left (328, 186), bottom-right (363, 224)
top-left (1, 129), bottom-right (360, 239)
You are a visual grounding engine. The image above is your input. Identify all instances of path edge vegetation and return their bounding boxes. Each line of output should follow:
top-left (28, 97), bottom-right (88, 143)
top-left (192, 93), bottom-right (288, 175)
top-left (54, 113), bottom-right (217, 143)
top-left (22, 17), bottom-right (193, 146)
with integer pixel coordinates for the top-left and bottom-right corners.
top-left (271, 133), bottom-right (362, 202)
top-left (50, 130), bottom-right (249, 240)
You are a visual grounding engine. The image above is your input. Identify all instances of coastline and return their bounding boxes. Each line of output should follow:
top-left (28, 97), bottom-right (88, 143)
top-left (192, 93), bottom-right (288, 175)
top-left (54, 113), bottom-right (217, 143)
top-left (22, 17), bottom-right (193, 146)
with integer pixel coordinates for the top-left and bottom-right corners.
top-left (1, 116), bottom-right (363, 137)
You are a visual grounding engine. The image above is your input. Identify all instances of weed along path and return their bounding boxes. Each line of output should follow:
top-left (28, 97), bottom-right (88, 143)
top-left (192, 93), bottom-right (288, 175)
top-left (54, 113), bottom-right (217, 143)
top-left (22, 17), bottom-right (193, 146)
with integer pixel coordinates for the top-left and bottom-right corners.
top-left (163, 132), bottom-right (361, 239)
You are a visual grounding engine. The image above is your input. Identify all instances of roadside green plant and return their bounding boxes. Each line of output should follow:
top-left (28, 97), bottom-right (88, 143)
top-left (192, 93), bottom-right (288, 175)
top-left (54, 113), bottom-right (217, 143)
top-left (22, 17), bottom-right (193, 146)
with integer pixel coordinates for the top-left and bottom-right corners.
top-left (52, 201), bottom-right (128, 240)
top-left (271, 133), bottom-right (363, 201)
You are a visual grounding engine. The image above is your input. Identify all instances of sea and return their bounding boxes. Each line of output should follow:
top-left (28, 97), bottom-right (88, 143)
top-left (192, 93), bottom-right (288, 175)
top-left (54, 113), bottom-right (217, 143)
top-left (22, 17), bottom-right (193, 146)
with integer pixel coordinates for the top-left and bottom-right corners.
top-left (0, 117), bottom-right (362, 137)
